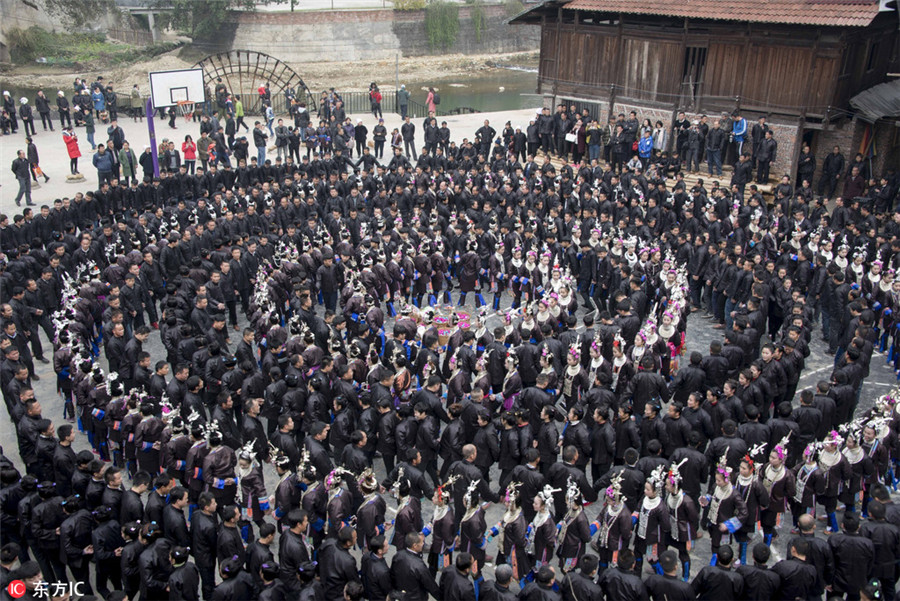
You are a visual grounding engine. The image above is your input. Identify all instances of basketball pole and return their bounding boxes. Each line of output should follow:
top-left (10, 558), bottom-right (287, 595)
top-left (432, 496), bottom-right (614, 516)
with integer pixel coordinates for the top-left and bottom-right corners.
top-left (146, 98), bottom-right (160, 178)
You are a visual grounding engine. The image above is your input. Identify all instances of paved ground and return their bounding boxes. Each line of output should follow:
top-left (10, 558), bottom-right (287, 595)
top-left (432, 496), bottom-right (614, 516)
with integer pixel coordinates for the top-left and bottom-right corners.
top-left (0, 106), bottom-right (542, 212)
top-left (2, 104), bottom-right (899, 590)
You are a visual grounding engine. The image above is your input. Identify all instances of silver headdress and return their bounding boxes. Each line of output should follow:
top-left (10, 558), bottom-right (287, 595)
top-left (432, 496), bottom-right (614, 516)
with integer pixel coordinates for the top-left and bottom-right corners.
top-left (665, 458), bottom-right (689, 490)
top-left (358, 467), bottom-right (378, 493)
top-left (435, 474), bottom-right (460, 504)
top-left (773, 432), bottom-right (791, 461)
top-left (648, 465), bottom-right (667, 492)
top-left (537, 484), bottom-right (561, 506)
top-left (463, 478), bottom-right (480, 508)
top-left (605, 471), bottom-right (624, 503)
top-left (238, 440), bottom-right (257, 463)
top-left (325, 467), bottom-right (355, 490)
top-left (503, 481), bottom-right (523, 507)
top-left (565, 476), bottom-right (582, 506)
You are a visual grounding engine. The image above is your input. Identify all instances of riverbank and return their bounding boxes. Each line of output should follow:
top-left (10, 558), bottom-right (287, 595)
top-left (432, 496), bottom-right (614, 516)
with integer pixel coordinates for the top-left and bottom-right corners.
top-left (0, 48), bottom-right (539, 96)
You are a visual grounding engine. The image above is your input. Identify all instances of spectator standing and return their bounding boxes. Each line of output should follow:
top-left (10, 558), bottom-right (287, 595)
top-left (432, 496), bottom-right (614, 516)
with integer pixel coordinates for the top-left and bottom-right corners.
top-left (25, 137), bottom-right (50, 184)
top-left (11, 149), bottom-right (34, 207)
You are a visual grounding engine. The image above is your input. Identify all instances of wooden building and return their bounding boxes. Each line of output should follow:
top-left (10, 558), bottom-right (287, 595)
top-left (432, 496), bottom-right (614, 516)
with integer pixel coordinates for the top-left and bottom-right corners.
top-left (512, 0), bottom-right (899, 182)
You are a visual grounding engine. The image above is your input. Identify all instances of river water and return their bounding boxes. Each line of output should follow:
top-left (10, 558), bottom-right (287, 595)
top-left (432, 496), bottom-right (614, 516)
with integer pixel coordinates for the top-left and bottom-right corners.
top-left (402, 68), bottom-right (541, 113)
top-left (1, 68), bottom-right (541, 116)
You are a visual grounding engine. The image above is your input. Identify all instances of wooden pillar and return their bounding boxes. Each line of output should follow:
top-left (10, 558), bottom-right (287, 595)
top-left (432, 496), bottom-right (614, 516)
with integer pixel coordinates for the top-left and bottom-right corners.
top-left (668, 17), bottom-right (689, 152)
top-left (607, 13), bottom-right (624, 121)
top-left (738, 23), bottom-right (751, 101)
top-left (792, 30), bottom-right (822, 185)
top-left (555, 6), bottom-right (563, 105)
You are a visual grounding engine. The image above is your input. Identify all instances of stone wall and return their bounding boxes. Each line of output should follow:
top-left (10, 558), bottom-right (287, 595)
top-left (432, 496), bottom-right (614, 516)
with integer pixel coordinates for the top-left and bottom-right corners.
top-left (0, 0), bottom-right (128, 62)
top-left (227, 5), bottom-right (539, 64)
top-left (815, 117), bottom-right (897, 188)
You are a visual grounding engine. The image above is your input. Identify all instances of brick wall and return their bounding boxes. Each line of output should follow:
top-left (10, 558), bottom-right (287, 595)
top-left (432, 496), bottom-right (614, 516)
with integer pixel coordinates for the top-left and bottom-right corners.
top-left (228, 5), bottom-right (539, 63)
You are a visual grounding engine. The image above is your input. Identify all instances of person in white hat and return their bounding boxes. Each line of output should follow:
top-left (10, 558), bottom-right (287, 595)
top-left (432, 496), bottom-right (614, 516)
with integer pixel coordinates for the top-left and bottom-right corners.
top-left (3, 91), bottom-right (18, 133)
top-left (19, 97), bottom-right (36, 136)
top-left (57, 90), bottom-right (72, 128)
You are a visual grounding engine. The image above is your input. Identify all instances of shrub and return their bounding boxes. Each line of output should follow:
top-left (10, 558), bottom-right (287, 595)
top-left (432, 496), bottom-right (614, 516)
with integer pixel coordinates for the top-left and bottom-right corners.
top-left (504, 0), bottom-right (525, 17)
top-left (425, 0), bottom-right (459, 51)
top-left (471, 0), bottom-right (486, 43)
top-left (392, 0), bottom-right (426, 9)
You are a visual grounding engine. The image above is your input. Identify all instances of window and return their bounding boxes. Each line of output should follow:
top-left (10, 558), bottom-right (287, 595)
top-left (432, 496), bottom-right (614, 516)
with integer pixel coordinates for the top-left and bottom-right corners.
top-left (682, 46), bottom-right (708, 98)
top-left (839, 44), bottom-right (855, 77)
top-left (865, 41), bottom-right (879, 72)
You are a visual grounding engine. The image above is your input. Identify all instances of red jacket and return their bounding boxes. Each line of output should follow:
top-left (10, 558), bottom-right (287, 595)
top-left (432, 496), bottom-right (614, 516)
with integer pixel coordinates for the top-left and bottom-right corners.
top-left (63, 131), bottom-right (81, 159)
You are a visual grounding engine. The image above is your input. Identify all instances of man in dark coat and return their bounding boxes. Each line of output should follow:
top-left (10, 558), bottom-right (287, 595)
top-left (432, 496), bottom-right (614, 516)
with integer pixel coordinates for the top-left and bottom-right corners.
top-left (320, 526), bottom-right (361, 600)
top-left (598, 548), bottom-right (647, 601)
top-left (390, 532), bottom-right (441, 601)
top-left (770, 538), bottom-right (818, 601)
top-left (439, 552), bottom-right (477, 601)
top-left (691, 544), bottom-right (744, 600)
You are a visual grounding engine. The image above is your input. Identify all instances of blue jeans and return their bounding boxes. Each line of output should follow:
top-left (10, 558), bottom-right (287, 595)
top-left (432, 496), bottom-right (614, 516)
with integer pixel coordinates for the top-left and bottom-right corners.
top-left (257, 146), bottom-right (266, 165)
top-left (267, 119), bottom-right (274, 136)
top-left (589, 144), bottom-right (601, 162)
top-left (724, 298), bottom-right (737, 330)
top-left (707, 148), bottom-right (722, 175)
top-left (87, 132), bottom-right (96, 149)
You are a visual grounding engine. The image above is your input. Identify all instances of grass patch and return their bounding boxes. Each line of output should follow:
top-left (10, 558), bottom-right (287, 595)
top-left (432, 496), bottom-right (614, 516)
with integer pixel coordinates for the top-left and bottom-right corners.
top-left (7, 27), bottom-right (181, 68)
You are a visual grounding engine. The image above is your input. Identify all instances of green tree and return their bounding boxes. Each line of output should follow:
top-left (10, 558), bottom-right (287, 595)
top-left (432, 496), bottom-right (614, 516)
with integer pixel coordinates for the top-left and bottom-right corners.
top-left (153, 0), bottom-right (256, 40)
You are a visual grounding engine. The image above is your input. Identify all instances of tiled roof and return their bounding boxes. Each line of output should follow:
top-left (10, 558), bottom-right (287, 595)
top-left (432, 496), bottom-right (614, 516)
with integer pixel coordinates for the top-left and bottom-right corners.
top-left (563, 0), bottom-right (883, 27)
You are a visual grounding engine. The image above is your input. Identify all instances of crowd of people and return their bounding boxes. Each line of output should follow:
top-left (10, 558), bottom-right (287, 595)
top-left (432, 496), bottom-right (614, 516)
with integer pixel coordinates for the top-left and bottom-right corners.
top-left (2, 75), bottom-right (900, 601)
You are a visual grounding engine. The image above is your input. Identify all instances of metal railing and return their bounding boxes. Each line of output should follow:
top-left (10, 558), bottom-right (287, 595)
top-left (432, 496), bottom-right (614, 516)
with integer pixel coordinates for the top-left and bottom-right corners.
top-left (248, 89), bottom-right (479, 121)
top-left (106, 26), bottom-right (154, 45)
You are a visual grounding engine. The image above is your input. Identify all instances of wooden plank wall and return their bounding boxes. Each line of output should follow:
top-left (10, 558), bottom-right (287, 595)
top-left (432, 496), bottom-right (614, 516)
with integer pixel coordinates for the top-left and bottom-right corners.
top-left (536, 16), bottom-right (854, 117)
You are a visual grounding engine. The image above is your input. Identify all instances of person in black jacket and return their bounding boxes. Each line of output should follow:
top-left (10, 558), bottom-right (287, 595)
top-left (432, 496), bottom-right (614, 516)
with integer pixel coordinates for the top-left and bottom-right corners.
top-left (645, 550), bottom-right (696, 601)
top-left (559, 554), bottom-right (604, 601)
top-left (191, 492), bottom-right (218, 600)
top-left (91, 505), bottom-right (124, 598)
top-left (731, 153), bottom-right (753, 202)
top-left (438, 552), bottom-right (476, 601)
top-left (162, 486), bottom-right (190, 548)
top-left (168, 546), bottom-right (201, 601)
top-left (735, 543), bottom-right (780, 601)
top-left (390, 532), bottom-right (441, 601)
top-left (706, 119), bottom-right (726, 176)
top-left (598, 548), bottom-right (648, 601)
top-left (217, 504), bottom-right (246, 569)
top-left (859, 501), bottom-right (900, 601)
top-left (361, 535), bottom-right (392, 601)
top-left (213, 555), bottom-right (255, 601)
top-left (691, 544), bottom-right (744, 600)
top-left (818, 145), bottom-right (845, 198)
top-left (401, 116), bottom-right (417, 160)
top-left (59, 494), bottom-right (95, 595)
top-left (770, 538), bottom-right (817, 601)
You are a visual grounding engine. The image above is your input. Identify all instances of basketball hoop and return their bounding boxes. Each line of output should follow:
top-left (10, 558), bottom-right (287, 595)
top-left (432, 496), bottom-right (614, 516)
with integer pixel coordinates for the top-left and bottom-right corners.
top-left (176, 100), bottom-right (195, 121)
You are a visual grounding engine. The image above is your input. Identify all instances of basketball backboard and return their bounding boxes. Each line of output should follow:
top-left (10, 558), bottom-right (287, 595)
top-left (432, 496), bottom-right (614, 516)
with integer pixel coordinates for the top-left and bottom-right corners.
top-left (149, 69), bottom-right (206, 109)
